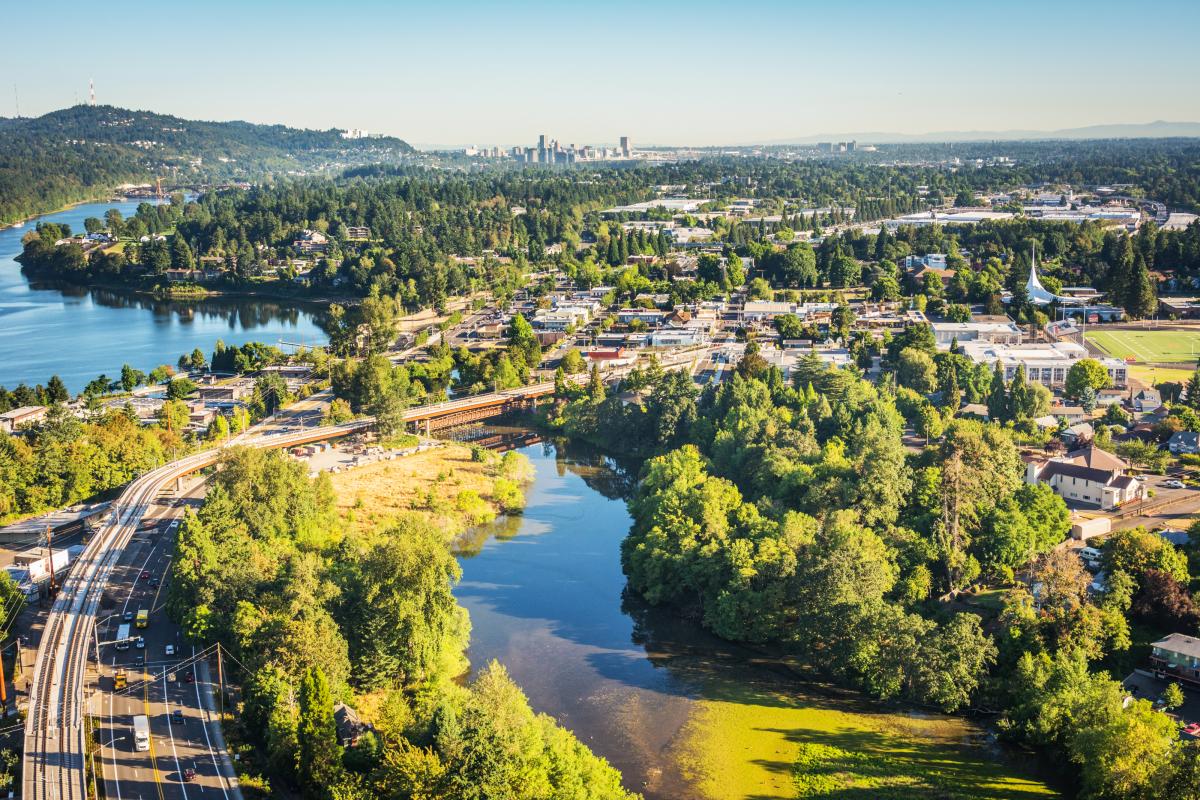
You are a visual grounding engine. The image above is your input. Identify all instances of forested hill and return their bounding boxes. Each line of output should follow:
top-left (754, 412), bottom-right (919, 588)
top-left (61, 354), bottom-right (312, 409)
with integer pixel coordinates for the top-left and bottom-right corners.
top-left (0, 105), bottom-right (415, 225)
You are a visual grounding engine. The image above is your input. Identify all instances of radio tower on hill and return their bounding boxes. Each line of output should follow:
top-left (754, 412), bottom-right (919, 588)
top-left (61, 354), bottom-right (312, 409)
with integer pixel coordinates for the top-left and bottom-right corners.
top-left (89, 78), bottom-right (95, 107)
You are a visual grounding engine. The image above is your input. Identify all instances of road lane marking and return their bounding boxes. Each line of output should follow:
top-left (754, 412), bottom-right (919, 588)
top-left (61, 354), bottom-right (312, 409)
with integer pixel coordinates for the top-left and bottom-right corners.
top-left (144, 673), bottom-right (166, 800)
top-left (191, 646), bottom-right (230, 800)
top-left (163, 672), bottom-right (188, 800)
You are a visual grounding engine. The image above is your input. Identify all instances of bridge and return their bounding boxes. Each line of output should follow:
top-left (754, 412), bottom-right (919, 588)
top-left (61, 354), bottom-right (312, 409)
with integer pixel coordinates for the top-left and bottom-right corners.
top-left (22, 347), bottom-right (709, 800)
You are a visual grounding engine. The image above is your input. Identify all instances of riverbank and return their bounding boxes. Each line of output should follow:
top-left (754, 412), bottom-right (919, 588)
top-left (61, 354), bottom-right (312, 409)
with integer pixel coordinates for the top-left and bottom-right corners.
top-left (449, 435), bottom-right (1060, 800)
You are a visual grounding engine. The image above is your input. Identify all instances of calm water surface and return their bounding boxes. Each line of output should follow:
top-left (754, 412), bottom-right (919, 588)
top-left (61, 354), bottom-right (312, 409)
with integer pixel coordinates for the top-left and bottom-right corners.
top-left (455, 434), bottom-right (1058, 799)
top-left (0, 200), bottom-right (326, 393)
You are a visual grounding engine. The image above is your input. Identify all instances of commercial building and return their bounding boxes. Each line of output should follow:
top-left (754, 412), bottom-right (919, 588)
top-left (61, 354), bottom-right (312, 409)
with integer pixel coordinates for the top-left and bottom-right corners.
top-left (931, 320), bottom-right (1022, 346)
top-left (959, 340), bottom-right (1127, 388)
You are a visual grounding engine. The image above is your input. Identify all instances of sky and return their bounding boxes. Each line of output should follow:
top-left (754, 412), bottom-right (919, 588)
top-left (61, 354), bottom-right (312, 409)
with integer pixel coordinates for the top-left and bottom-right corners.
top-left (3, 0), bottom-right (1198, 148)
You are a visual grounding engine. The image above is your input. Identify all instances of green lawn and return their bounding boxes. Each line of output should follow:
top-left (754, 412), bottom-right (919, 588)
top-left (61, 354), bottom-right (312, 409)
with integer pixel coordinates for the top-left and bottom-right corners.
top-left (1086, 329), bottom-right (1200, 364)
top-left (671, 681), bottom-right (1057, 800)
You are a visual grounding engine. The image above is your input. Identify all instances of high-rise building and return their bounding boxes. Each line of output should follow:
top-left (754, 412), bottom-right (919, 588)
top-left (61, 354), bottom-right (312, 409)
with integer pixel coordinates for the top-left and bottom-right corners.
top-left (620, 136), bottom-right (631, 157)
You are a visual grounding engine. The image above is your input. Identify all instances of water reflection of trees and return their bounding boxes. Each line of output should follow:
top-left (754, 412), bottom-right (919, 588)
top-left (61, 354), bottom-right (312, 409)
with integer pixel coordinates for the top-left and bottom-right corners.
top-left (27, 283), bottom-right (319, 331)
top-left (549, 438), bottom-right (641, 501)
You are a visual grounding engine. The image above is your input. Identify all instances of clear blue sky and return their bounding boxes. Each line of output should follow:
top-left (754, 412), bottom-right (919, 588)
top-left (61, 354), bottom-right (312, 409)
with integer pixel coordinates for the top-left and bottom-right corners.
top-left (4, 0), bottom-right (1197, 146)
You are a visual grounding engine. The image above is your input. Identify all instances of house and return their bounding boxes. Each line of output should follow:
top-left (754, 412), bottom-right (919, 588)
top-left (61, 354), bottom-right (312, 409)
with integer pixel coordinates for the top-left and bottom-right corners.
top-left (1168, 431), bottom-right (1200, 455)
top-left (1061, 422), bottom-right (1094, 448)
top-left (292, 229), bottom-right (329, 253)
top-left (959, 403), bottom-right (990, 421)
top-left (1025, 445), bottom-right (1143, 510)
top-left (1133, 389), bottom-right (1162, 413)
top-left (333, 703), bottom-right (373, 747)
top-left (0, 405), bottom-right (48, 433)
top-left (1096, 388), bottom-right (1126, 407)
top-left (1149, 633), bottom-right (1200, 688)
top-left (345, 226), bottom-right (371, 240)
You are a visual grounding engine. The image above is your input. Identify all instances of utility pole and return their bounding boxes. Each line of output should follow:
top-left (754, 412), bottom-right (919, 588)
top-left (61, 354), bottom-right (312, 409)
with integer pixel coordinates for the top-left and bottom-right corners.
top-left (0, 641), bottom-right (8, 715)
top-left (46, 527), bottom-right (59, 598)
top-left (216, 643), bottom-right (225, 720)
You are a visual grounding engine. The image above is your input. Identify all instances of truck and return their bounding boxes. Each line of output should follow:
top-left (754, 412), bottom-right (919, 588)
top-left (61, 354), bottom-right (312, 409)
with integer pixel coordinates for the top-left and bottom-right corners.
top-left (113, 670), bottom-right (127, 690)
top-left (115, 623), bottom-right (131, 651)
top-left (132, 715), bottom-right (150, 752)
top-left (135, 609), bottom-right (149, 629)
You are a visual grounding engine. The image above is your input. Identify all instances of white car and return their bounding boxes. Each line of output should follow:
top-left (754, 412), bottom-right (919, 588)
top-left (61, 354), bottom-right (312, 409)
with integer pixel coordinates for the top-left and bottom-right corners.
top-left (1163, 479), bottom-right (1186, 489)
top-left (135, 637), bottom-right (145, 649)
top-left (165, 644), bottom-right (176, 656)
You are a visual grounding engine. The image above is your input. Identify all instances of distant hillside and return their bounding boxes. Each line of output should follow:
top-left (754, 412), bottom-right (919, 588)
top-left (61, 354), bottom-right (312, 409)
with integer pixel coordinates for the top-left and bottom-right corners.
top-left (0, 105), bottom-right (415, 225)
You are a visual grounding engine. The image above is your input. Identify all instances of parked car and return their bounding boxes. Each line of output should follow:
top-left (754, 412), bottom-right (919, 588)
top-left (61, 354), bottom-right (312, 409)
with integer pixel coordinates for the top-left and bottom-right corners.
top-left (1163, 479), bottom-right (1185, 489)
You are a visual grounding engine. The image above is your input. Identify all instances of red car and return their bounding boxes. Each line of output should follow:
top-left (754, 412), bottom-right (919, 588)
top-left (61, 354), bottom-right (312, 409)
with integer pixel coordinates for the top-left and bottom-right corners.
top-left (184, 673), bottom-right (195, 684)
top-left (140, 571), bottom-right (150, 579)
top-left (183, 768), bottom-right (196, 782)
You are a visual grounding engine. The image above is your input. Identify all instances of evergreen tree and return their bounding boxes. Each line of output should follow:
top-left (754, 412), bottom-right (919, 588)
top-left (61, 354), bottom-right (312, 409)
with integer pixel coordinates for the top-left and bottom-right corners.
top-left (297, 667), bottom-right (341, 799)
top-left (1124, 254), bottom-right (1158, 319)
top-left (986, 362), bottom-right (1008, 422)
top-left (46, 375), bottom-right (69, 404)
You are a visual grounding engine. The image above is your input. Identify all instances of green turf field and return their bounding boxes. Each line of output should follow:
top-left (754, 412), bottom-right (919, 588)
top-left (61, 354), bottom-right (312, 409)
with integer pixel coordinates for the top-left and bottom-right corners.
top-left (1085, 329), bottom-right (1200, 363)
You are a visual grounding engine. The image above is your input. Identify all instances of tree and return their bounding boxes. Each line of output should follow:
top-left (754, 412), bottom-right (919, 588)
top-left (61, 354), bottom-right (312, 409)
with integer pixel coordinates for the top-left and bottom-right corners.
top-left (189, 348), bottom-right (207, 371)
top-left (897, 347), bottom-right (937, 394)
top-left (559, 348), bottom-right (585, 374)
top-left (46, 375), bottom-right (69, 404)
top-left (506, 314), bottom-right (541, 372)
top-left (120, 364), bottom-right (146, 393)
top-left (158, 399), bottom-right (190, 432)
top-left (1163, 682), bottom-right (1185, 711)
top-left (1065, 359), bottom-right (1112, 400)
top-left (340, 520), bottom-right (469, 691)
top-left (165, 377), bottom-right (197, 401)
top-left (1124, 255), bottom-right (1158, 319)
top-left (297, 667), bottom-right (342, 799)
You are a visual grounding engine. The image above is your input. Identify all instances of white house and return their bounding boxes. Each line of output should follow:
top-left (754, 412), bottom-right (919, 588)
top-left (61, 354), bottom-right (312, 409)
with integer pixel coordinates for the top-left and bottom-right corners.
top-left (0, 405), bottom-right (48, 433)
top-left (1025, 445), bottom-right (1143, 510)
top-left (1132, 389), bottom-right (1162, 413)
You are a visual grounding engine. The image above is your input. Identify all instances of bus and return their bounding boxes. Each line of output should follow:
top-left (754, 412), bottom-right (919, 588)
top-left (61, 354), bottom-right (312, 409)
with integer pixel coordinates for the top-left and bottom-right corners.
top-left (132, 715), bottom-right (150, 752)
top-left (113, 670), bottom-right (127, 690)
top-left (135, 609), bottom-right (149, 629)
top-left (115, 623), bottom-right (131, 650)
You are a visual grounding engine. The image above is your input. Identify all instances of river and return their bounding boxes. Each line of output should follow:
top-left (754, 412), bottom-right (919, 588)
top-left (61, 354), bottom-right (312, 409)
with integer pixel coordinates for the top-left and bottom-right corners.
top-left (0, 199), bottom-right (327, 393)
top-left (454, 433), bottom-right (1059, 800)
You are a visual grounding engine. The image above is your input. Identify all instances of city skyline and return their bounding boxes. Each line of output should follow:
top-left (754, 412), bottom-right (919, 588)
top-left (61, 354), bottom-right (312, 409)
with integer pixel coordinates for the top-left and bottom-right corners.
top-left (3, 0), bottom-right (1199, 146)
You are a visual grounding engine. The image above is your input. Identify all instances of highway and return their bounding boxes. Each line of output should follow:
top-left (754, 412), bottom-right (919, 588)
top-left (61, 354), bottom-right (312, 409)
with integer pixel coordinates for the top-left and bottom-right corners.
top-left (21, 348), bottom-right (712, 800)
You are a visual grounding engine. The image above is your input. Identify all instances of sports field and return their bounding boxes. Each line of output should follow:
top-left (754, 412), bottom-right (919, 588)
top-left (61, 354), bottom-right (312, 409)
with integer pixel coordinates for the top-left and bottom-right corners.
top-left (1085, 328), bottom-right (1200, 364)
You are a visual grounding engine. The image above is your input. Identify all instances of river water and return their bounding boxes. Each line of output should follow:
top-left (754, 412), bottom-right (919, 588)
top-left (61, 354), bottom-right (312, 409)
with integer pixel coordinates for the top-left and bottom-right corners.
top-left (0, 200), bottom-right (327, 393)
top-left (454, 434), bottom-right (1057, 799)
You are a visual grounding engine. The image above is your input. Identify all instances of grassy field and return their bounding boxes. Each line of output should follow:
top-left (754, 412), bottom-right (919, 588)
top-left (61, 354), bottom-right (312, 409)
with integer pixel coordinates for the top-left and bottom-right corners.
top-left (670, 683), bottom-right (1057, 800)
top-left (328, 443), bottom-right (527, 540)
top-left (1086, 329), bottom-right (1200, 364)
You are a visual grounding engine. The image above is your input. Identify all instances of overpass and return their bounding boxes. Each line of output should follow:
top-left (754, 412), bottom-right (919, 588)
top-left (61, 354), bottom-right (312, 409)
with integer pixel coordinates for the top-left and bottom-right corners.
top-left (22, 347), bottom-right (709, 800)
